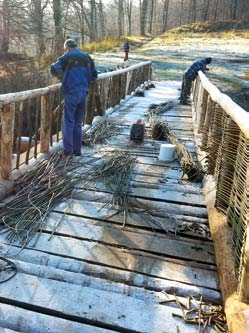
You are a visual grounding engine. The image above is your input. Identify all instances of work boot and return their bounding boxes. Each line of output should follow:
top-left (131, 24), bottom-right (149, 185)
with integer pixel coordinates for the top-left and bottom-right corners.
top-left (73, 151), bottom-right (82, 156)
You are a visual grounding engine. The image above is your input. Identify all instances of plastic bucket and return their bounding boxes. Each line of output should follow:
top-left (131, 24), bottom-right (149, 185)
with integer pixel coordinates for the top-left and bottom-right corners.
top-left (158, 143), bottom-right (176, 162)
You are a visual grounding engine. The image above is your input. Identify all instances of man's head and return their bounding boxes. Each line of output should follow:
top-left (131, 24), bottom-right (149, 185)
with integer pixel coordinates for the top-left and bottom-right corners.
top-left (205, 57), bottom-right (212, 64)
top-left (64, 39), bottom-right (77, 51)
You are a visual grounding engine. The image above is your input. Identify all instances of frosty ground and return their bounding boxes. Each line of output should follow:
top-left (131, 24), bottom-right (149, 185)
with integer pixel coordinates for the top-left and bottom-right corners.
top-left (93, 37), bottom-right (249, 111)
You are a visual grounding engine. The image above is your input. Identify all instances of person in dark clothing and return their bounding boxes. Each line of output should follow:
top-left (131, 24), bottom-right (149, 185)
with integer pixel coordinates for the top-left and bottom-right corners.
top-left (180, 57), bottom-right (212, 105)
top-left (50, 39), bottom-right (97, 156)
top-left (124, 40), bottom-right (130, 61)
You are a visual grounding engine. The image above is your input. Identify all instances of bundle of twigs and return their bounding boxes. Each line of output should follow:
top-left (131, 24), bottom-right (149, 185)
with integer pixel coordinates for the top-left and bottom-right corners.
top-left (83, 117), bottom-right (119, 145)
top-left (150, 119), bottom-right (168, 140)
top-left (161, 294), bottom-right (228, 333)
top-left (146, 100), bottom-right (178, 118)
top-left (85, 149), bottom-right (137, 226)
top-left (0, 151), bottom-right (81, 247)
top-left (164, 123), bottom-right (204, 182)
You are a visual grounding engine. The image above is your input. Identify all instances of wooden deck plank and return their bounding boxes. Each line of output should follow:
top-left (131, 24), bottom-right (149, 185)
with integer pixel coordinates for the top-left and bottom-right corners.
top-left (0, 273), bottom-right (216, 333)
top-left (2, 244), bottom-right (220, 302)
top-left (0, 304), bottom-right (120, 333)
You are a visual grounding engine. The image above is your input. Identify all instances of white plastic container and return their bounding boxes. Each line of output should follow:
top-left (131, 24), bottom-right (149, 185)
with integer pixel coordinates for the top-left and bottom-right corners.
top-left (158, 143), bottom-right (176, 162)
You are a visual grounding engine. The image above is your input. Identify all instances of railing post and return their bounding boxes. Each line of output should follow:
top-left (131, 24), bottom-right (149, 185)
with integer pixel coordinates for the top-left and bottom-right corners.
top-left (0, 103), bottom-right (15, 180)
top-left (40, 94), bottom-right (51, 153)
top-left (238, 226), bottom-right (249, 303)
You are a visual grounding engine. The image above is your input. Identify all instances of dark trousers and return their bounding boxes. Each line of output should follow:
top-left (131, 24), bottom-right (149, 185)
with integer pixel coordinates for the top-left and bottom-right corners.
top-left (63, 91), bottom-right (87, 154)
top-left (180, 74), bottom-right (192, 104)
top-left (124, 51), bottom-right (129, 61)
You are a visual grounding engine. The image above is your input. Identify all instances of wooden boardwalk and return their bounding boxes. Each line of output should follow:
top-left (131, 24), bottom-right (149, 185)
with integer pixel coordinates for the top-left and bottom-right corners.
top-left (0, 82), bottom-right (220, 333)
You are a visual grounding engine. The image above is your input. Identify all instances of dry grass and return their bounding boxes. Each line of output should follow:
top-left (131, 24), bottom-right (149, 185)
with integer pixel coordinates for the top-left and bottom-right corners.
top-left (156, 20), bottom-right (249, 42)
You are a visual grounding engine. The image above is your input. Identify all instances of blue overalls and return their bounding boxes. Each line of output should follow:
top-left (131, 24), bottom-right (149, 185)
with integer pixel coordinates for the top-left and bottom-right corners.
top-left (51, 49), bottom-right (97, 154)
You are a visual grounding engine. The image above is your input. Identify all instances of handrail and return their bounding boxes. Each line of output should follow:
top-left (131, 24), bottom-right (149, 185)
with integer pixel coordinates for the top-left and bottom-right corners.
top-left (192, 71), bottom-right (249, 331)
top-left (198, 71), bottom-right (249, 139)
top-left (0, 61), bottom-right (152, 180)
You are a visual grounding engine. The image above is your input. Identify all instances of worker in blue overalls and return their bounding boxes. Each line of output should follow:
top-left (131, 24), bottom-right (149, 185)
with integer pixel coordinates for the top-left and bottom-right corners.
top-left (50, 39), bottom-right (97, 156)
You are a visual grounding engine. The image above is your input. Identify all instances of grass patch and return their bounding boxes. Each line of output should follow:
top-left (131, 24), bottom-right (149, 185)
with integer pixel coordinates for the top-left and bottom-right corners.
top-left (81, 36), bottom-right (144, 54)
top-left (156, 20), bottom-right (249, 42)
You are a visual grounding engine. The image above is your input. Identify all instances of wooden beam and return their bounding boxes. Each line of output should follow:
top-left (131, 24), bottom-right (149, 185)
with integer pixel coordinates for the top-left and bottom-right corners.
top-left (40, 94), bottom-right (51, 153)
top-left (0, 103), bottom-right (15, 180)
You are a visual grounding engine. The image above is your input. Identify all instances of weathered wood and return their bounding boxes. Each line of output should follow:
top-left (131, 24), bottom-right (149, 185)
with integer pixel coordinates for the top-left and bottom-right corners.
top-left (40, 94), bottom-right (51, 153)
top-left (0, 272), bottom-right (216, 333)
top-left (238, 226), bottom-right (249, 303)
top-left (198, 71), bottom-right (249, 139)
top-left (0, 303), bottom-right (119, 333)
top-left (0, 103), bottom-right (15, 179)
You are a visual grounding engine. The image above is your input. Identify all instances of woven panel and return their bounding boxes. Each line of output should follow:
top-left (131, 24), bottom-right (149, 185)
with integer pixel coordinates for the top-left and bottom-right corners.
top-left (207, 106), bottom-right (225, 176)
top-left (215, 117), bottom-right (240, 214)
top-left (227, 133), bottom-right (249, 273)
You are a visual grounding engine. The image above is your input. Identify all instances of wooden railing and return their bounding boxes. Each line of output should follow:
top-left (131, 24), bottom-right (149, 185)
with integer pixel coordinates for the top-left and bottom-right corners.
top-left (192, 72), bottom-right (249, 309)
top-left (0, 61), bottom-right (152, 180)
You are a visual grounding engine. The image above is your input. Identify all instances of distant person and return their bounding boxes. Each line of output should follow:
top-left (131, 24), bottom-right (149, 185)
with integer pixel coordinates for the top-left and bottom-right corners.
top-left (124, 40), bottom-right (130, 61)
top-left (50, 39), bottom-right (97, 157)
top-left (180, 57), bottom-right (212, 105)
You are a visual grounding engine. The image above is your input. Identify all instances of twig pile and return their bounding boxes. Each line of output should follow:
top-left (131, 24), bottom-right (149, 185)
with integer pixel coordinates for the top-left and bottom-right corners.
top-left (83, 117), bottom-right (119, 145)
top-left (164, 123), bottom-right (204, 182)
top-left (0, 151), bottom-right (81, 247)
top-left (161, 294), bottom-right (228, 332)
top-left (85, 149), bottom-right (137, 226)
top-left (146, 100), bottom-right (178, 118)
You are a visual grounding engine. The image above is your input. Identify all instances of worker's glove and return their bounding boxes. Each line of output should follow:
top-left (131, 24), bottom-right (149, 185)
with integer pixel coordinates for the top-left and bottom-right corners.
top-left (206, 68), bottom-right (210, 71)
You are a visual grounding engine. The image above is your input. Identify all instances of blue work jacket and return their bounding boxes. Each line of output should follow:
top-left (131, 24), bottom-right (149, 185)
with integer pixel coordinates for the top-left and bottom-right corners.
top-left (50, 49), bottom-right (98, 94)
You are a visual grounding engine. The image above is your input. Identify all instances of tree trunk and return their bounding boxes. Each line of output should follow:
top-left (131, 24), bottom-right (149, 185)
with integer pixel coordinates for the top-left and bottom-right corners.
top-left (118, 0), bottom-right (124, 37)
top-left (90, 0), bottom-right (97, 42)
top-left (148, 0), bottom-right (155, 35)
top-left (98, 0), bottom-right (105, 40)
top-left (52, 0), bottom-right (64, 54)
top-left (126, 0), bottom-right (133, 36)
top-left (140, 0), bottom-right (149, 36)
top-left (162, 0), bottom-right (169, 33)
top-left (179, 0), bottom-right (184, 26)
top-left (202, 0), bottom-right (211, 21)
top-left (1, 0), bottom-right (10, 54)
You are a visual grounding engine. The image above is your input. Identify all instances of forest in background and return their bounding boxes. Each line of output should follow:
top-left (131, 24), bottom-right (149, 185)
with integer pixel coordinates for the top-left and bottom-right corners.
top-left (0, 0), bottom-right (249, 57)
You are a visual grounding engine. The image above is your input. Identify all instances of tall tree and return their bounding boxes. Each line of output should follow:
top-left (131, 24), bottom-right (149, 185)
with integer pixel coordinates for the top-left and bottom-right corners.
top-left (148, 0), bottom-right (155, 35)
top-left (118, 0), bottom-right (124, 37)
top-left (29, 0), bottom-right (49, 55)
top-left (140, 0), bottom-right (149, 35)
top-left (125, 0), bottom-right (133, 36)
top-left (52, 0), bottom-right (63, 53)
top-left (162, 0), bottom-right (169, 32)
top-left (89, 0), bottom-right (97, 42)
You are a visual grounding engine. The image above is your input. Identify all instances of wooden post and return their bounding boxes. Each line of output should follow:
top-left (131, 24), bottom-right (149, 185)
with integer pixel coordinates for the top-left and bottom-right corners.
top-left (0, 103), bottom-right (15, 180)
top-left (40, 94), bottom-right (51, 153)
top-left (85, 82), bottom-right (95, 125)
top-left (239, 226), bottom-right (249, 303)
top-left (198, 89), bottom-right (208, 133)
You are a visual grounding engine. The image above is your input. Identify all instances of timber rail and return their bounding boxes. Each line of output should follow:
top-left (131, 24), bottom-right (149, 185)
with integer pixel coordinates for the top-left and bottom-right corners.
top-left (0, 61), bottom-right (248, 332)
top-left (0, 61), bottom-right (152, 180)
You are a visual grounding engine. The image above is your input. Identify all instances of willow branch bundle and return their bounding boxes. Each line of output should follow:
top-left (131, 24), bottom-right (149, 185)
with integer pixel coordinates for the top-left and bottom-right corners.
top-left (164, 123), bottom-right (204, 182)
top-left (83, 117), bottom-right (119, 145)
top-left (85, 149), bottom-right (137, 226)
top-left (0, 151), bottom-right (82, 247)
top-left (146, 100), bottom-right (178, 119)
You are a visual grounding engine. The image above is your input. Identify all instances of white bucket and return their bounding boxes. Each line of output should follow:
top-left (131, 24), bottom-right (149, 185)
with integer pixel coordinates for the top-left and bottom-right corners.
top-left (158, 143), bottom-right (176, 162)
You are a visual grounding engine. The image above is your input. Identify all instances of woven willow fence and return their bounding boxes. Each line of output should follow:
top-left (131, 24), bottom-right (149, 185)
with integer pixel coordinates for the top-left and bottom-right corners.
top-left (0, 61), bottom-right (152, 180)
top-left (192, 72), bottom-right (249, 303)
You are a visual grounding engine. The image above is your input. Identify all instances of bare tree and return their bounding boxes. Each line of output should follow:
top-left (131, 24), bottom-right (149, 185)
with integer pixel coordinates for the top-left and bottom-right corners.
top-left (118, 0), bottom-right (124, 37)
top-left (140, 0), bottom-right (149, 35)
top-left (29, 0), bottom-right (50, 55)
top-left (52, 0), bottom-right (63, 53)
top-left (162, 0), bottom-right (169, 32)
top-left (125, 0), bottom-right (133, 35)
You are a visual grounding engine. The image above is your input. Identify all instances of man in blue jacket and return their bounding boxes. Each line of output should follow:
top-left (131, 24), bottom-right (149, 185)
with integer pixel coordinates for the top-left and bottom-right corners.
top-left (51, 39), bottom-right (98, 156)
top-left (180, 57), bottom-right (212, 105)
